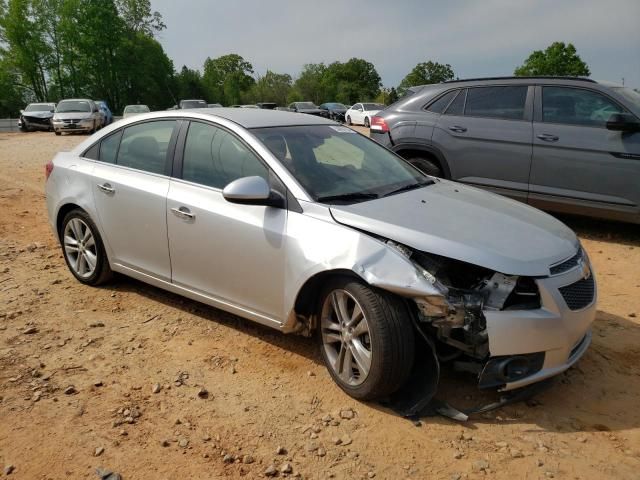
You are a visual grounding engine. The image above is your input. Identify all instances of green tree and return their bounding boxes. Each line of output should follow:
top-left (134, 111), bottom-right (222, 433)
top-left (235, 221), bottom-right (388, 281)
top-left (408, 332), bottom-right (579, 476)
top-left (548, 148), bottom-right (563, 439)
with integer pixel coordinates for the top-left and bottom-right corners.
top-left (323, 58), bottom-right (381, 104)
top-left (293, 63), bottom-right (327, 104)
top-left (175, 65), bottom-right (205, 103)
top-left (515, 42), bottom-right (590, 77)
top-left (202, 54), bottom-right (254, 105)
top-left (247, 70), bottom-right (292, 105)
top-left (398, 61), bottom-right (454, 94)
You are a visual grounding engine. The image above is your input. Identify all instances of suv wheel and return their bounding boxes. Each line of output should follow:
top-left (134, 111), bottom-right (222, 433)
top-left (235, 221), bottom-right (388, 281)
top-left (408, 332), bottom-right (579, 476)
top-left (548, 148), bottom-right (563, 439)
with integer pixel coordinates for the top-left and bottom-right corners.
top-left (408, 157), bottom-right (443, 177)
top-left (317, 277), bottom-right (415, 400)
top-left (60, 209), bottom-right (112, 285)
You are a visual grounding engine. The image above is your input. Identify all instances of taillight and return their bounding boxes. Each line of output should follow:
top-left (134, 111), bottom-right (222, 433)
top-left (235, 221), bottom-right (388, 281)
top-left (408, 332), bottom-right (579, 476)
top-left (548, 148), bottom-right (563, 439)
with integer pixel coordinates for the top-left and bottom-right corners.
top-left (370, 116), bottom-right (389, 133)
top-left (45, 160), bottom-right (54, 181)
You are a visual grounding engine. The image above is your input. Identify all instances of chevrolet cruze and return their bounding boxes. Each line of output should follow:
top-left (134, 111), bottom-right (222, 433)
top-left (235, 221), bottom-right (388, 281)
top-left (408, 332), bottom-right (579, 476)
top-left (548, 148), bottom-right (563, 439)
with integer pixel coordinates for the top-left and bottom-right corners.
top-left (45, 109), bottom-right (596, 401)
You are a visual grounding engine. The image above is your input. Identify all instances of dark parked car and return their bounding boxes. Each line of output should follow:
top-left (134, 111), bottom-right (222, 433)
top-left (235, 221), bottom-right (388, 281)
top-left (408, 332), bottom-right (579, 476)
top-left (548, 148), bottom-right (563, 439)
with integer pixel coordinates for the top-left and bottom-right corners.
top-left (318, 102), bottom-right (348, 122)
top-left (370, 76), bottom-right (640, 224)
top-left (288, 102), bottom-right (323, 116)
top-left (179, 99), bottom-right (208, 109)
top-left (19, 103), bottom-right (56, 131)
top-left (256, 102), bottom-right (277, 109)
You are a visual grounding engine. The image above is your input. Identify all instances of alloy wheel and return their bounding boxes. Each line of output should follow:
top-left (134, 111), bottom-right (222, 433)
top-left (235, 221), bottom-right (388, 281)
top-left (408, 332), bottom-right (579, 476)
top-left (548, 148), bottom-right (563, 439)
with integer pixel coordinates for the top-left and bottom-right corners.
top-left (321, 289), bottom-right (372, 386)
top-left (63, 218), bottom-right (98, 279)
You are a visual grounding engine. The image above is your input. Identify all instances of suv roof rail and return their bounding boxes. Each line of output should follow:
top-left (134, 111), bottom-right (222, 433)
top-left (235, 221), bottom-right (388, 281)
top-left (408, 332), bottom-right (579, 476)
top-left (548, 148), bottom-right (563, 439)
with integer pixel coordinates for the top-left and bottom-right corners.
top-left (442, 76), bottom-right (597, 84)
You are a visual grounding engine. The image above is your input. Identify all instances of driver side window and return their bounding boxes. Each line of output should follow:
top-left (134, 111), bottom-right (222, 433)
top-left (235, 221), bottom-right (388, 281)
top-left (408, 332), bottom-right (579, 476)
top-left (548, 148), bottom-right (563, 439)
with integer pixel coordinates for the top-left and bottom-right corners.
top-left (182, 121), bottom-right (269, 189)
top-left (542, 87), bottom-right (626, 127)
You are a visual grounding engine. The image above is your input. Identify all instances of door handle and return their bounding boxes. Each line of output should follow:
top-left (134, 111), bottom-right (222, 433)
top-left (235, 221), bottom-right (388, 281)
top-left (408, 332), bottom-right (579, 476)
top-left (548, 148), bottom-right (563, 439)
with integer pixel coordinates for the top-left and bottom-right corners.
top-left (537, 133), bottom-right (559, 142)
top-left (97, 183), bottom-right (115, 194)
top-left (449, 125), bottom-right (467, 133)
top-left (171, 206), bottom-right (195, 220)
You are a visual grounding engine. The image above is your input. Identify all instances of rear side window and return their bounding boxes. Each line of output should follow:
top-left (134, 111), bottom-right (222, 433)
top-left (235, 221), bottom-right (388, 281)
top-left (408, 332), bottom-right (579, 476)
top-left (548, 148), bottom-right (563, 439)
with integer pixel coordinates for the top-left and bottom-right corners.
top-left (445, 89), bottom-right (466, 115)
top-left (542, 87), bottom-right (626, 127)
top-left (83, 143), bottom-right (99, 160)
top-left (465, 86), bottom-right (528, 120)
top-left (99, 131), bottom-right (122, 164)
top-left (426, 90), bottom-right (458, 113)
top-left (116, 121), bottom-right (176, 174)
top-left (182, 121), bottom-right (268, 189)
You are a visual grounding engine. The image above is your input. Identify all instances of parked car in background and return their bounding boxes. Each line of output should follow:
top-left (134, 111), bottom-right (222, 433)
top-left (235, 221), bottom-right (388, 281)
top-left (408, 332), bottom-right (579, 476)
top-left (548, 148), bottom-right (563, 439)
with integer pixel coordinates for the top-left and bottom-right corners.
top-left (52, 99), bottom-right (102, 135)
top-left (288, 102), bottom-right (323, 116)
top-left (318, 102), bottom-right (348, 122)
top-left (345, 103), bottom-right (385, 127)
top-left (123, 104), bottom-right (151, 118)
top-left (179, 99), bottom-right (208, 109)
top-left (46, 108), bottom-right (595, 402)
top-left (96, 101), bottom-right (113, 126)
top-left (370, 76), bottom-right (640, 224)
top-left (257, 102), bottom-right (277, 109)
top-left (18, 102), bottom-right (56, 131)
top-left (208, 103), bottom-right (223, 108)
top-left (275, 106), bottom-right (292, 112)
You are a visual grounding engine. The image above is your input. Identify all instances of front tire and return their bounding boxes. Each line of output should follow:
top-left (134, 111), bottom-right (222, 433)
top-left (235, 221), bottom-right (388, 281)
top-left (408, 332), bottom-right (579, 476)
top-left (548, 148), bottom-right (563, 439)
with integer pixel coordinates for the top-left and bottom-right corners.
top-left (364, 117), bottom-right (370, 128)
top-left (346, 115), bottom-right (352, 126)
top-left (60, 209), bottom-right (112, 285)
top-left (317, 277), bottom-right (415, 400)
top-left (55, 131), bottom-right (61, 136)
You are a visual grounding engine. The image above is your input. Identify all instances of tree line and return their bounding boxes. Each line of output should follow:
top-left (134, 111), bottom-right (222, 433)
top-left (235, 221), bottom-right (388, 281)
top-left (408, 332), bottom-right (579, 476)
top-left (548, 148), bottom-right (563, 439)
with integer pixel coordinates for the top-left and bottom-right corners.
top-left (0, 0), bottom-right (594, 117)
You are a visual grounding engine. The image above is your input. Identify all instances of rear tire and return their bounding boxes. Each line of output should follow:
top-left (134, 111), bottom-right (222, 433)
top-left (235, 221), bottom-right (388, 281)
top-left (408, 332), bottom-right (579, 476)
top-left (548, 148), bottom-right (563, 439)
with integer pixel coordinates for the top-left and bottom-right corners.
top-left (407, 157), bottom-right (443, 177)
top-left (60, 209), bottom-right (112, 286)
top-left (317, 277), bottom-right (415, 400)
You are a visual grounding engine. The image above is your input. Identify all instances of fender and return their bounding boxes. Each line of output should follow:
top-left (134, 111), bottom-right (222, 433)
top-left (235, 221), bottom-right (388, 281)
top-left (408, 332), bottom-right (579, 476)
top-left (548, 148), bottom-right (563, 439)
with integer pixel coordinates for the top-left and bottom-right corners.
top-left (391, 142), bottom-right (453, 179)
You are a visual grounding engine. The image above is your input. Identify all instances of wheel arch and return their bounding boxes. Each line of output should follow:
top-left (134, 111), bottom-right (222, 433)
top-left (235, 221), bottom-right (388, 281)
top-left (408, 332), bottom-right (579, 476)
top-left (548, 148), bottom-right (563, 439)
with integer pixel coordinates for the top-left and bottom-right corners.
top-left (293, 268), bottom-right (363, 319)
top-left (393, 143), bottom-right (452, 179)
top-left (56, 203), bottom-right (85, 238)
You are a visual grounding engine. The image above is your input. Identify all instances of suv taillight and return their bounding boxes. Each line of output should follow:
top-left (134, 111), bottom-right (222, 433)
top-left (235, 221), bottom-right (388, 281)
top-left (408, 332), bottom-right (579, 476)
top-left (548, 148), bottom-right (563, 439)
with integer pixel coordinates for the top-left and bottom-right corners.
top-left (45, 160), bottom-right (54, 181)
top-left (370, 116), bottom-right (389, 133)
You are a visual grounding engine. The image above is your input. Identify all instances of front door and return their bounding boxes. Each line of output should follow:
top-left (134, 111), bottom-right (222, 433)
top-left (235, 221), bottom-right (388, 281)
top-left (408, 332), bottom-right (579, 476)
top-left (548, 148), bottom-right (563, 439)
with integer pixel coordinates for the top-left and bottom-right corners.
top-left (431, 85), bottom-right (534, 202)
top-left (529, 85), bottom-right (640, 220)
top-left (92, 120), bottom-right (178, 280)
top-left (167, 120), bottom-right (287, 323)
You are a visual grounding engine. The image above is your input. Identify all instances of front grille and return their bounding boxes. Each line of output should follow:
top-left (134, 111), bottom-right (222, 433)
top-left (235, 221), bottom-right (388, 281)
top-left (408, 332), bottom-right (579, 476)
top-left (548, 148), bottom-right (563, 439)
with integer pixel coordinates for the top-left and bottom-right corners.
top-left (559, 276), bottom-right (595, 310)
top-left (63, 119), bottom-right (81, 123)
top-left (550, 248), bottom-right (583, 275)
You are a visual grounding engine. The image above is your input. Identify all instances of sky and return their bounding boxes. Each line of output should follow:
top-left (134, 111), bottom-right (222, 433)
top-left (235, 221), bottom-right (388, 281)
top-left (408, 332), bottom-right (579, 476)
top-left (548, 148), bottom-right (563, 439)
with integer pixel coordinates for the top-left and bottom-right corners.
top-left (150, 0), bottom-right (640, 89)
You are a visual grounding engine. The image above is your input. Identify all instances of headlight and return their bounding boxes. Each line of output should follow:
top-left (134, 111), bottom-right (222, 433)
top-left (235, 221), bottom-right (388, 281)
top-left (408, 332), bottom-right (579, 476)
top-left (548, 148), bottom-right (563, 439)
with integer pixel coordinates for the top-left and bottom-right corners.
top-left (53, 116), bottom-right (60, 121)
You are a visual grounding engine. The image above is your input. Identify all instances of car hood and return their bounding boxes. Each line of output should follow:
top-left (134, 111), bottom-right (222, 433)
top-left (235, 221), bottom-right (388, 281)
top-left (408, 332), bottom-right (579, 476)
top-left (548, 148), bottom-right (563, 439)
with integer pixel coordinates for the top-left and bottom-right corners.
top-left (23, 111), bottom-right (53, 119)
top-left (329, 180), bottom-right (578, 276)
top-left (55, 112), bottom-right (92, 119)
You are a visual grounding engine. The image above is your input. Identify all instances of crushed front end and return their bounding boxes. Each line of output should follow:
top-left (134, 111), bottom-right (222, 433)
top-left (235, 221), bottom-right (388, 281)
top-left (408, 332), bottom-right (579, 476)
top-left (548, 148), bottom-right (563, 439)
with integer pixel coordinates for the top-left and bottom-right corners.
top-left (388, 241), bottom-right (596, 393)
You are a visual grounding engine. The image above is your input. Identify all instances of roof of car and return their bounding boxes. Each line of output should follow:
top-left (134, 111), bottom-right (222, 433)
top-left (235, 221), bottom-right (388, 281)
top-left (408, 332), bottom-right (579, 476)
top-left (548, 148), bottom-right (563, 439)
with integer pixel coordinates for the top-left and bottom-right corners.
top-left (180, 107), bottom-right (334, 128)
top-left (443, 76), bottom-right (597, 84)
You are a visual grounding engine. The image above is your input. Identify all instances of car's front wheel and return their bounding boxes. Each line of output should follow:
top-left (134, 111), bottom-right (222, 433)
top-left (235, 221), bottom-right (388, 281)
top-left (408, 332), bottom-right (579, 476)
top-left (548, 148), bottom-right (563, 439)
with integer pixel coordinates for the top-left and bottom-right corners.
top-left (318, 277), bottom-right (415, 400)
top-left (60, 209), bottom-right (112, 285)
top-left (364, 117), bottom-right (370, 128)
top-left (346, 115), bottom-right (352, 125)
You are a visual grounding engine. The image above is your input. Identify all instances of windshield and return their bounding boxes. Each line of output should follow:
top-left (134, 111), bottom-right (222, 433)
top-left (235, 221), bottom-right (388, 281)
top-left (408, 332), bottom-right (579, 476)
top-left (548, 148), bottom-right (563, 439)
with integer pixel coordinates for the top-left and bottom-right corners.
top-left (180, 100), bottom-right (207, 109)
top-left (326, 103), bottom-right (346, 109)
top-left (297, 102), bottom-right (317, 109)
top-left (25, 104), bottom-right (53, 112)
top-left (362, 103), bottom-right (384, 111)
top-left (56, 100), bottom-right (91, 113)
top-left (252, 125), bottom-right (431, 203)
top-left (124, 105), bottom-right (150, 113)
top-left (613, 87), bottom-right (640, 109)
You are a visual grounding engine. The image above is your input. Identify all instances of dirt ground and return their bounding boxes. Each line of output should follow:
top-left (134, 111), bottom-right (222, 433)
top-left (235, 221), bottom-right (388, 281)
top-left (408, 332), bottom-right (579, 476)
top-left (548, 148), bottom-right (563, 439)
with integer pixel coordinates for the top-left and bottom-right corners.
top-left (1, 131), bottom-right (640, 480)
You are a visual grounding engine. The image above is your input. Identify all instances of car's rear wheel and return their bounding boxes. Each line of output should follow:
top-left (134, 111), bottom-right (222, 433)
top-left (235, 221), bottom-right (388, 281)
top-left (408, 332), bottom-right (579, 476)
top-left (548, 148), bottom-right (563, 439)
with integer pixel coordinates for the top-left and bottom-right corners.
top-left (346, 115), bottom-right (352, 125)
top-left (60, 209), bottom-right (112, 285)
top-left (364, 117), bottom-right (370, 128)
top-left (408, 157), bottom-right (443, 177)
top-left (317, 277), bottom-right (415, 400)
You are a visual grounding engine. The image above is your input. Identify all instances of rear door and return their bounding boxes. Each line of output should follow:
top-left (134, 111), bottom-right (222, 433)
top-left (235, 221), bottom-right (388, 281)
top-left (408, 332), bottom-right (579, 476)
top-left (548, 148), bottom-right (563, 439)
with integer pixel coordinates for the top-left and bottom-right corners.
top-left (166, 120), bottom-right (288, 323)
top-left (431, 85), bottom-right (533, 202)
top-left (92, 120), bottom-right (179, 280)
top-left (529, 85), bottom-right (640, 220)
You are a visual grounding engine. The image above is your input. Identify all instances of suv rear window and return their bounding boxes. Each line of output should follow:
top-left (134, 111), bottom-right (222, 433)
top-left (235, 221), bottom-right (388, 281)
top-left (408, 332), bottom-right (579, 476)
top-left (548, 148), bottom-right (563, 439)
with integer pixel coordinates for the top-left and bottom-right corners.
top-left (426, 90), bottom-right (458, 113)
top-left (465, 86), bottom-right (528, 120)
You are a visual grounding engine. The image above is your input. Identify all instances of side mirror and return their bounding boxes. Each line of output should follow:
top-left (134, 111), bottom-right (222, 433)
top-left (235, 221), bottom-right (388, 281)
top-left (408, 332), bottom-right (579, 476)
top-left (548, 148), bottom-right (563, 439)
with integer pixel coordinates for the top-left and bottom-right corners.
top-left (606, 113), bottom-right (640, 132)
top-left (222, 176), bottom-right (284, 208)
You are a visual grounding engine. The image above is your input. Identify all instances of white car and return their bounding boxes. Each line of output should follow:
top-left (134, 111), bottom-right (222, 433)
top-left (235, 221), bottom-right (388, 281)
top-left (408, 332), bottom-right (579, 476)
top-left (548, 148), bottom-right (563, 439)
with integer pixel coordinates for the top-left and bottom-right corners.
top-left (345, 103), bottom-right (385, 127)
top-left (123, 104), bottom-right (151, 118)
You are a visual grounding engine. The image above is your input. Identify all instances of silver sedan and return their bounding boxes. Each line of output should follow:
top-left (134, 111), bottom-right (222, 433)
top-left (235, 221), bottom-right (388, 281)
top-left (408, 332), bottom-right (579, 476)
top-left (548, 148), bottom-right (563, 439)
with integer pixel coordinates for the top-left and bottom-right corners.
top-left (45, 109), bottom-right (596, 401)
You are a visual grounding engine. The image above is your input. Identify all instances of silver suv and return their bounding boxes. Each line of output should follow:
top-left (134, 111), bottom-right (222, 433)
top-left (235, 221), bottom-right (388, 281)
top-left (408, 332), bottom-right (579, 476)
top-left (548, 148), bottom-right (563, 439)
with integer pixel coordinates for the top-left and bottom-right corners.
top-left (370, 77), bottom-right (640, 224)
